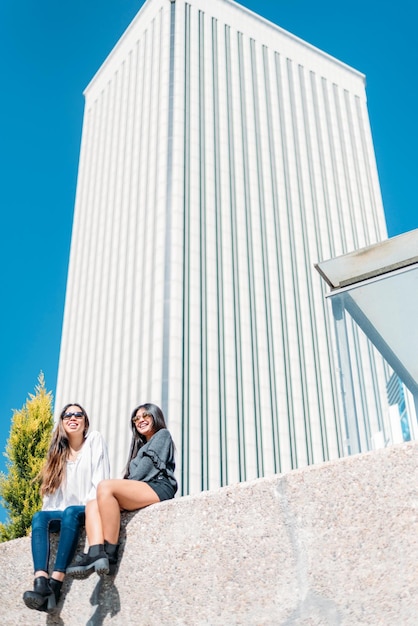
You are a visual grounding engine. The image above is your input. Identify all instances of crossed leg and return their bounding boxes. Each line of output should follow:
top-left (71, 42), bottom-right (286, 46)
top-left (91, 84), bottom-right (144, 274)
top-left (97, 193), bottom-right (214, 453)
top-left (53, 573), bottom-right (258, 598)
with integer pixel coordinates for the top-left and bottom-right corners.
top-left (96, 479), bottom-right (160, 544)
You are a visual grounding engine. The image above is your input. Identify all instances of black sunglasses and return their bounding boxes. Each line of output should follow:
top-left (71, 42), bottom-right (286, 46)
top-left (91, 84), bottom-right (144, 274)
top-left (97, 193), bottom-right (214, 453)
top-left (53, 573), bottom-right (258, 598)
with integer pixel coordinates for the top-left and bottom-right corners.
top-left (62, 411), bottom-right (84, 420)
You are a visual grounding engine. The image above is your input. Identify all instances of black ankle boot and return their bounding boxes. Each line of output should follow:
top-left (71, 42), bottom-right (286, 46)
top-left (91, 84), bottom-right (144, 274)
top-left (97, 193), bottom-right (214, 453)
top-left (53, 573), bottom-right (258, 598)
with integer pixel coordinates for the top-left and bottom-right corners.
top-left (66, 544), bottom-right (109, 579)
top-left (49, 578), bottom-right (63, 608)
top-left (23, 576), bottom-right (56, 612)
top-left (104, 541), bottom-right (119, 575)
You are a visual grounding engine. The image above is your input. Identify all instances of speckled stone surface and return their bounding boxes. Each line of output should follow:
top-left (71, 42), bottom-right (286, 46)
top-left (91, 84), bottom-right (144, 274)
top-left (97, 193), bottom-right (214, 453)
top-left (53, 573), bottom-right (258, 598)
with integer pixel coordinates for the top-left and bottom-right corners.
top-left (1, 441), bottom-right (417, 625)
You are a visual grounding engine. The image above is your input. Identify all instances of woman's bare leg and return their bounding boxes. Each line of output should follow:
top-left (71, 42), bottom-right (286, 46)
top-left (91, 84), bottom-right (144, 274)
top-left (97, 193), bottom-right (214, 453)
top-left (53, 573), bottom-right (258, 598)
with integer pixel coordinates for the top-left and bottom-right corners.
top-left (97, 479), bottom-right (160, 544)
top-left (65, 499), bottom-right (109, 578)
top-left (85, 499), bottom-right (104, 546)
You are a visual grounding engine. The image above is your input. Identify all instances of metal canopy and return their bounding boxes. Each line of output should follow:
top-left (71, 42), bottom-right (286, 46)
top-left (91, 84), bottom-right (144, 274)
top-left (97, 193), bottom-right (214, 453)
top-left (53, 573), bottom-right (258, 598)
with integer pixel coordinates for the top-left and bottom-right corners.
top-left (315, 228), bottom-right (418, 290)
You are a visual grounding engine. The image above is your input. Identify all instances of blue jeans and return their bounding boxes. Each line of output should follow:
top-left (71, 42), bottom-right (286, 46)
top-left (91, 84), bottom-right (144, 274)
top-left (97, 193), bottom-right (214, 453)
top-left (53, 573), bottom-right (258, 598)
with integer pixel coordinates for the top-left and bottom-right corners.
top-left (31, 506), bottom-right (85, 573)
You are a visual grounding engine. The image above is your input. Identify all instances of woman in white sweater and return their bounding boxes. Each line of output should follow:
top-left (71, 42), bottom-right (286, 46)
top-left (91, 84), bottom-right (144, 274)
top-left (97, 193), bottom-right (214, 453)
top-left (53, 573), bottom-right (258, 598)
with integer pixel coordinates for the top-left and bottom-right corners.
top-left (23, 403), bottom-right (110, 613)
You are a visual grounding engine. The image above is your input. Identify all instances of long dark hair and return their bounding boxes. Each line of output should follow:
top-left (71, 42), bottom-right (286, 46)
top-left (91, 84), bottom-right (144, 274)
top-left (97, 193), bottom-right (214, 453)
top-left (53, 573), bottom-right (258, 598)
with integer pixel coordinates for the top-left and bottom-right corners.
top-left (40, 403), bottom-right (89, 496)
top-left (123, 403), bottom-right (167, 478)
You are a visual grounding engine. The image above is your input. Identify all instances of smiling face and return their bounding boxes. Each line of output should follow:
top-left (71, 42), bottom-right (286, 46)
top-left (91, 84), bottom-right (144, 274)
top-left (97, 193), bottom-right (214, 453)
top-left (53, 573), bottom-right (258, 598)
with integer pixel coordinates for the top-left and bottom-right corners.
top-left (61, 404), bottom-right (86, 438)
top-left (132, 409), bottom-right (156, 441)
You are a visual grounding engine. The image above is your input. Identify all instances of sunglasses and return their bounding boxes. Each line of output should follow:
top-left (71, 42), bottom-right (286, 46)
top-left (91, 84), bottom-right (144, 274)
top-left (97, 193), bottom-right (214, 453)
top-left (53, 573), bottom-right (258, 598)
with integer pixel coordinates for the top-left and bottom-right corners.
top-left (62, 411), bottom-right (84, 420)
top-left (132, 412), bottom-right (151, 424)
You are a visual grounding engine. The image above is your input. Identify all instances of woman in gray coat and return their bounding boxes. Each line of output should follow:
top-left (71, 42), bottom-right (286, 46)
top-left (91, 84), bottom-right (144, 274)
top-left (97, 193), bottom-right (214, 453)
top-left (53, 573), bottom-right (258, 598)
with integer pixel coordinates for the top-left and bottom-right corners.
top-left (66, 403), bottom-right (177, 578)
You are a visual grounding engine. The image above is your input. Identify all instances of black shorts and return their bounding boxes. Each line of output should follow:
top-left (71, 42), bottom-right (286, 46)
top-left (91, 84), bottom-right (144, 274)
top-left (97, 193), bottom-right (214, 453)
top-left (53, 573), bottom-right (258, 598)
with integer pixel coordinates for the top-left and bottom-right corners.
top-left (147, 476), bottom-right (177, 501)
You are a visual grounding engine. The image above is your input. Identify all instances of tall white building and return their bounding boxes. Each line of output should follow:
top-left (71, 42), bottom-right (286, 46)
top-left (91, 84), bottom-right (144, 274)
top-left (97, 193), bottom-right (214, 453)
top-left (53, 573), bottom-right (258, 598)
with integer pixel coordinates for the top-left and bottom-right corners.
top-left (55, 0), bottom-right (389, 494)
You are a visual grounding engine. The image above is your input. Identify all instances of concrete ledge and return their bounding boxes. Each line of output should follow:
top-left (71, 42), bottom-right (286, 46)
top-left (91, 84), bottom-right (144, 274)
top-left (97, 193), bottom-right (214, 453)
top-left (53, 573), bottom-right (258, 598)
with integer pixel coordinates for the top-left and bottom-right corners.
top-left (1, 441), bottom-right (418, 625)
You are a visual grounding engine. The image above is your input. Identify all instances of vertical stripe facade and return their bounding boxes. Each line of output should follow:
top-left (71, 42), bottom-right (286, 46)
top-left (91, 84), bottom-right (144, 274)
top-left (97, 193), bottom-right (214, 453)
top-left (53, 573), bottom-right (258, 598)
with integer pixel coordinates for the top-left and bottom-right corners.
top-left (55, 0), bottom-right (389, 493)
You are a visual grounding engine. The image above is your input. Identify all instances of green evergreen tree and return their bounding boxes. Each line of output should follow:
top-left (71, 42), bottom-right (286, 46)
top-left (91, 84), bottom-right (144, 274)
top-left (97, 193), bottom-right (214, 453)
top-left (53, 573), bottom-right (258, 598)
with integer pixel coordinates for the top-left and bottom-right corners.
top-left (0, 373), bottom-right (54, 542)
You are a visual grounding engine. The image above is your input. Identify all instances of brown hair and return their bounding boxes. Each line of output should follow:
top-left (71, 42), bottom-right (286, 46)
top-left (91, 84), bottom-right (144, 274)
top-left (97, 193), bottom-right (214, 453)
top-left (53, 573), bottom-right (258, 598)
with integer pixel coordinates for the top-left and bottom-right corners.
top-left (39, 403), bottom-right (89, 497)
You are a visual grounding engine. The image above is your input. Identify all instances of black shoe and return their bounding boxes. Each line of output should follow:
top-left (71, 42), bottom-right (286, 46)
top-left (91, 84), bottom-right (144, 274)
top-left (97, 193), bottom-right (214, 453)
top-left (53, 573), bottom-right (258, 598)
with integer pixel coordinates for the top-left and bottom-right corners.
top-left (66, 545), bottom-right (109, 579)
top-left (48, 578), bottom-right (63, 609)
top-left (23, 576), bottom-right (56, 612)
top-left (104, 541), bottom-right (119, 575)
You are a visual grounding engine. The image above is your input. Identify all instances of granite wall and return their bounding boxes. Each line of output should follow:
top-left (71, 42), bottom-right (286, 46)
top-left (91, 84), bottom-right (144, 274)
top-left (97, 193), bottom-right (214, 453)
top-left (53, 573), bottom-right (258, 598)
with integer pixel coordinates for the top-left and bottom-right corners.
top-left (1, 441), bottom-right (417, 625)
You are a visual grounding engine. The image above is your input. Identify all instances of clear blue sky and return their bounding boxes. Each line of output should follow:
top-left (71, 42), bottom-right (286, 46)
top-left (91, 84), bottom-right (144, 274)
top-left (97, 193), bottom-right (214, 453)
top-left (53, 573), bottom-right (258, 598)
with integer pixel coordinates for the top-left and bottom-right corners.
top-left (0, 0), bottom-right (417, 521)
